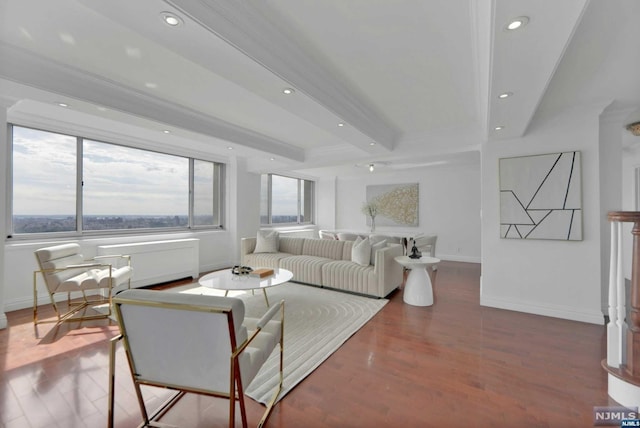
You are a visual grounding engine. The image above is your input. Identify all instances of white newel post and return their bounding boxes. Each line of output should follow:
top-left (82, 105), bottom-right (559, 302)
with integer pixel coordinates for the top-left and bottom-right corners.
top-left (616, 220), bottom-right (628, 367)
top-left (608, 221), bottom-right (620, 366)
top-left (608, 220), bottom-right (628, 367)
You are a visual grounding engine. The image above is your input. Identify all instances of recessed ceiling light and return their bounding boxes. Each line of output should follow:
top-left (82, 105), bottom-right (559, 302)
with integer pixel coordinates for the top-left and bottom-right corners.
top-left (270, 157), bottom-right (275, 161)
top-left (161, 12), bottom-right (183, 27)
top-left (505, 16), bottom-right (529, 31)
top-left (369, 164), bottom-right (375, 172)
top-left (145, 82), bottom-right (158, 89)
top-left (283, 88), bottom-right (295, 95)
top-left (499, 92), bottom-right (513, 99)
top-left (163, 130), bottom-right (171, 134)
top-left (227, 146), bottom-right (233, 150)
top-left (495, 126), bottom-right (505, 131)
top-left (57, 103), bottom-right (68, 107)
top-left (337, 122), bottom-right (344, 127)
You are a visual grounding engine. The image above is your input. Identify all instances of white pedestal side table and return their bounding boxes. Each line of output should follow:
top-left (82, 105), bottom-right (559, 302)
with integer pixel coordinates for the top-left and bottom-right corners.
top-left (394, 256), bottom-right (440, 306)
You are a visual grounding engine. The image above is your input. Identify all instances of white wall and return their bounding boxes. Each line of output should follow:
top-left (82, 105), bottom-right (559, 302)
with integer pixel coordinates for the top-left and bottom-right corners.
top-left (481, 105), bottom-right (604, 324)
top-left (230, 157), bottom-right (261, 251)
top-left (328, 162), bottom-right (481, 262)
top-left (316, 176), bottom-right (337, 232)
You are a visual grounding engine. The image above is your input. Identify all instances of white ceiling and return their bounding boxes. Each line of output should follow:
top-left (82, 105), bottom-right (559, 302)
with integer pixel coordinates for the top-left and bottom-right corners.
top-left (1, 0), bottom-right (639, 177)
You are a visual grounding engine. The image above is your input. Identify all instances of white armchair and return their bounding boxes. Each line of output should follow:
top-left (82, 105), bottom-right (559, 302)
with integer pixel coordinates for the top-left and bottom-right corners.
top-left (414, 235), bottom-right (437, 258)
top-left (108, 289), bottom-right (284, 428)
top-left (33, 243), bottom-right (132, 326)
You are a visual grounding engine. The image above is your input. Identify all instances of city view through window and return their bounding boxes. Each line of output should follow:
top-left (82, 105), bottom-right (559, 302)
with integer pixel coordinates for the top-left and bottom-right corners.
top-left (260, 174), bottom-right (313, 225)
top-left (10, 126), bottom-right (221, 235)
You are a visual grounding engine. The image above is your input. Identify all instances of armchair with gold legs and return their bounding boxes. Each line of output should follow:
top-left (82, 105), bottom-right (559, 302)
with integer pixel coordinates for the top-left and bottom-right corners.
top-left (33, 243), bottom-right (133, 327)
top-left (108, 289), bottom-right (284, 428)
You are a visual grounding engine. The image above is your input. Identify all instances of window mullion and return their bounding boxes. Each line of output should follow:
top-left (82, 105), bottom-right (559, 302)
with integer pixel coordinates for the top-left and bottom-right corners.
top-left (188, 158), bottom-right (194, 229)
top-left (297, 179), bottom-right (302, 224)
top-left (77, 137), bottom-right (83, 233)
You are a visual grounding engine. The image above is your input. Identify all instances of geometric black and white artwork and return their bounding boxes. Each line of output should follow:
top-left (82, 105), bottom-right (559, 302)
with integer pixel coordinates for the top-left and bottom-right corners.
top-left (499, 151), bottom-right (582, 240)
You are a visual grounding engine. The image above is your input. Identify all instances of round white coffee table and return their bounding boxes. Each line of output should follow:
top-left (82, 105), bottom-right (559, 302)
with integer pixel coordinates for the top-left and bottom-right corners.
top-left (198, 267), bottom-right (293, 307)
top-left (394, 256), bottom-right (440, 306)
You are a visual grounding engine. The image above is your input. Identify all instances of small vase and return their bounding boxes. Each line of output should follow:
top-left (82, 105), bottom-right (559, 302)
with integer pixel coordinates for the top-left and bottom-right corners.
top-left (370, 217), bottom-right (376, 233)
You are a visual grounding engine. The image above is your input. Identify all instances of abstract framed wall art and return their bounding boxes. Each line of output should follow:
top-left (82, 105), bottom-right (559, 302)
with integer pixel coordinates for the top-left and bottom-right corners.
top-left (366, 183), bottom-right (418, 227)
top-left (499, 151), bottom-right (582, 240)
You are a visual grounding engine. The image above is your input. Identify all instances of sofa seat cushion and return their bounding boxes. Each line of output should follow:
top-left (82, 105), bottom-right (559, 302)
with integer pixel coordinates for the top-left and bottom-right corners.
top-left (243, 252), bottom-right (292, 270)
top-left (321, 260), bottom-right (377, 296)
top-left (279, 255), bottom-right (332, 285)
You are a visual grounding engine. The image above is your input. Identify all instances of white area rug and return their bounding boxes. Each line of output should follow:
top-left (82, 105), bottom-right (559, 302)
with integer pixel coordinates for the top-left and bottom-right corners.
top-left (175, 282), bottom-right (387, 404)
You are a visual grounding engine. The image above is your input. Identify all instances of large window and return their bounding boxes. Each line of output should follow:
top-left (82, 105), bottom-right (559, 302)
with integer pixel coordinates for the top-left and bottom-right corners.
top-left (12, 127), bottom-right (77, 233)
top-left (10, 125), bottom-right (224, 236)
top-left (193, 159), bottom-right (223, 226)
top-left (260, 174), bottom-right (314, 225)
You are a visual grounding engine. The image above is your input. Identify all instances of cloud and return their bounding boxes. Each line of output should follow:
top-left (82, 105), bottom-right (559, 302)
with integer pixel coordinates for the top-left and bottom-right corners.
top-left (13, 128), bottom-right (191, 215)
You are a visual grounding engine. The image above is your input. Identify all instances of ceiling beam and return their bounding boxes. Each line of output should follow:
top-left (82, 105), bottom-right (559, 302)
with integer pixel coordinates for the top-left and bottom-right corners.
top-left (486, 0), bottom-right (589, 140)
top-left (0, 42), bottom-right (305, 161)
top-left (166, 0), bottom-right (399, 150)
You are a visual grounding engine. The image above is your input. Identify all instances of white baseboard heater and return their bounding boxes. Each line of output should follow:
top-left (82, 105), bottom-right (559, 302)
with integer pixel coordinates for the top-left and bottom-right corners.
top-left (97, 238), bottom-right (199, 288)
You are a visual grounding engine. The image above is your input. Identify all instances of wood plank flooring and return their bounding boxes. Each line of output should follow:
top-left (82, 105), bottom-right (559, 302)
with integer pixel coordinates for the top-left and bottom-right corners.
top-left (1, 261), bottom-right (616, 427)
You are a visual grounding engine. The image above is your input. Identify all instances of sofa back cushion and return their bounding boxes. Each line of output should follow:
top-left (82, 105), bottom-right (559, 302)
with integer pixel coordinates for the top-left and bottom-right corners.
top-left (254, 230), bottom-right (279, 253)
top-left (279, 236), bottom-right (305, 255)
top-left (301, 238), bottom-right (345, 260)
top-left (336, 232), bottom-right (363, 241)
top-left (369, 234), bottom-right (402, 245)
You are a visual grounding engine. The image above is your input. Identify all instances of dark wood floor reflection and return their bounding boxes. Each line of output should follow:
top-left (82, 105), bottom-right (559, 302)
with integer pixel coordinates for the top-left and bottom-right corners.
top-left (1, 261), bottom-right (614, 427)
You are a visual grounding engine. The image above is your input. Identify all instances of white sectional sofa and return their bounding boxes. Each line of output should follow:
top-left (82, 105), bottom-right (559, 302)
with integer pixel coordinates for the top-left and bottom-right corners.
top-left (240, 236), bottom-right (403, 298)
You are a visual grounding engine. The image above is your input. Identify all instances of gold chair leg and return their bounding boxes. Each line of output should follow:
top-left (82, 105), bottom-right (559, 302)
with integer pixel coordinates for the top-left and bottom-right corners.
top-left (108, 335), bottom-right (122, 428)
top-left (33, 271), bottom-right (39, 325)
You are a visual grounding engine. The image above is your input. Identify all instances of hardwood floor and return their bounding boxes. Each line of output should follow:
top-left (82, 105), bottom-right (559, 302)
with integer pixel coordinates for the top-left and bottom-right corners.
top-left (1, 261), bottom-right (616, 427)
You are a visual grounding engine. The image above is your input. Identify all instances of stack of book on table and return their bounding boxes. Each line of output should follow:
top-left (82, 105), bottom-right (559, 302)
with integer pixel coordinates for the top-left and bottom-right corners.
top-left (250, 268), bottom-right (274, 278)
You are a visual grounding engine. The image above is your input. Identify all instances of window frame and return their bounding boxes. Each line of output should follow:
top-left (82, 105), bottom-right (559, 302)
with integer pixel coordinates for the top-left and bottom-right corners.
top-left (260, 173), bottom-right (315, 226)
top-left (7, 123), bottom-right (225, 239)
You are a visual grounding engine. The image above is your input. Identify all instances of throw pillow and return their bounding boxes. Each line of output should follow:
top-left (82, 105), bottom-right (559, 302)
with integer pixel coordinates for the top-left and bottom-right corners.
top-left (351, 236), bottom-right (371, 266)
top-left (254, 230), bottom-right (279, 253)
top-left (370, 239), bottom-right (387, 265)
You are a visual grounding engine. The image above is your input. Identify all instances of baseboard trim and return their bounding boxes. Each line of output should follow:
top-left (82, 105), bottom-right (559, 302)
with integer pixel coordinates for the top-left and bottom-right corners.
top-left (480, 295), bottom-right (604, 325)
top-left (438, 254), bottom-right (481, 263)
